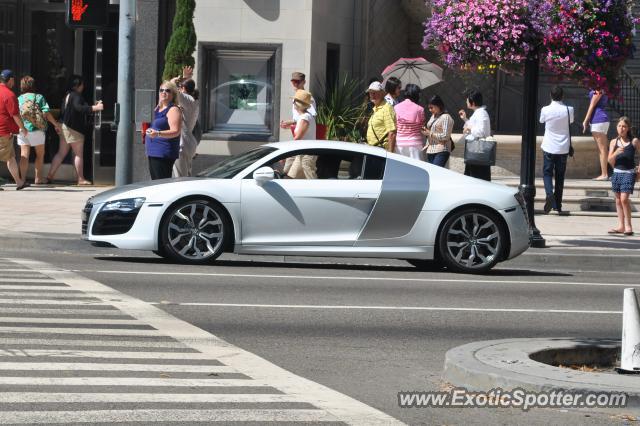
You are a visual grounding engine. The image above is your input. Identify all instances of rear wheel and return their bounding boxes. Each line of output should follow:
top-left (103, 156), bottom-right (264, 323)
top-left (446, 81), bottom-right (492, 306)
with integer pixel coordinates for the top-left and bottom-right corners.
top-left (438, 208), bottom-right (505, 273)
top-left (159, 199), bottom-right (229, 264)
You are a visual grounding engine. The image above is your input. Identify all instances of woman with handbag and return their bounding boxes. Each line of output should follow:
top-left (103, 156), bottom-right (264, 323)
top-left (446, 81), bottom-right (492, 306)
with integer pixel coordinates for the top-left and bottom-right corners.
top-left (394, 84), bottom-right (425, 161)
top-left (459, 91), bottom-right (492, 181)
top-left (607, 116), bottom-right (639, 236)
top-left (422, 95), bottom-right (454, 167)
top-left (46, 75), bottom-right (103, 185)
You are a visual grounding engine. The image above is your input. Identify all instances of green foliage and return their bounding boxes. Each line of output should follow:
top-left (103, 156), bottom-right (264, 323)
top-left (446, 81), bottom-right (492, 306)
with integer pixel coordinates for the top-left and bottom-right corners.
top-left (316, 74), bottom-right (367, 142)
top-left (162, 0), bottom-right (197, 81)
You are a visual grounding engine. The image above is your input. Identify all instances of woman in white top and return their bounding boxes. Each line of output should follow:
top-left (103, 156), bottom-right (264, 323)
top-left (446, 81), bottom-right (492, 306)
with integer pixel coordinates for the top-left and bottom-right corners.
top-left (283, 90), bottom-right (317, 179)
top-left (459, 90), bottom-right (492, 181)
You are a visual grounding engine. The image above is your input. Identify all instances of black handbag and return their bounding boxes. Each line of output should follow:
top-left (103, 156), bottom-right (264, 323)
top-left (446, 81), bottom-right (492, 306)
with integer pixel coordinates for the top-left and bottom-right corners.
top-left (464, 136), bottom-right (497, 166)
top-left (567, 106), bottom-right (574, 158)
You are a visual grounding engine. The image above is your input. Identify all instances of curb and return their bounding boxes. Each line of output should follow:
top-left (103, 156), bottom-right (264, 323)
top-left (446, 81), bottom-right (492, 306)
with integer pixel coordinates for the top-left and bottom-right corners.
top-left (443, 338), bottom-right (640, 412)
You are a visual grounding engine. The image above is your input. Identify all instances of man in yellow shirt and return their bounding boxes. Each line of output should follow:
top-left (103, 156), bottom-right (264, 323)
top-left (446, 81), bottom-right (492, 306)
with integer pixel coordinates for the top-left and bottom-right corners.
top-left (366, 81), bottom-right (397, 152)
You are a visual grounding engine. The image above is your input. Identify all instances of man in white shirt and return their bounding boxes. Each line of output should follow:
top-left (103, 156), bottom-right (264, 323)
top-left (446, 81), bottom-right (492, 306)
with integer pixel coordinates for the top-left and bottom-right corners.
top-left (539, 86), bottom-right (574, 214)
top-left (279, 72), bottom-right (316, 131)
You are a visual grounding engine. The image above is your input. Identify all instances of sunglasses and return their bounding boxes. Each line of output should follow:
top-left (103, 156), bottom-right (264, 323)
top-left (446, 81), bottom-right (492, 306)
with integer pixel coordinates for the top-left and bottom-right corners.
top-left (291, 80), bottom-right (302, 84)
top-left (159, 88), bottom-right (171, 93)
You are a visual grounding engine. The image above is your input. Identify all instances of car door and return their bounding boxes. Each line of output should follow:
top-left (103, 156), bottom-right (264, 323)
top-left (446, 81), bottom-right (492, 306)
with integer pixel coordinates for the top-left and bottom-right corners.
top-left (240, 149), bottom-right (385, 246)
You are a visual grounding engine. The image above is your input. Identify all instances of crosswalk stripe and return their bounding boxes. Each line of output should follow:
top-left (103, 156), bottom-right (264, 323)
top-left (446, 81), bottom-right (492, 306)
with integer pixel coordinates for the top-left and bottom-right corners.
top-left (0, 326), bottom-right (161, 336)
top-left (0, 317), bottom-right (144, 325)
top-left (0, 349), bottom-right (221, 359)
top-left (0, 337), bottom-right (186, 348)
top-left (0, 392), bottom-right (306, 403)
top-left (0, 291), bottom-right (85, 297)
top-left (0, 307), bottom-right (127, 316)
top-left (0, 409), bottom-right (338, 424)
top-left (0, 286), bottom-right (69, 291)
top-left (0, 377), bottom-right (264, 386)
top-left (0, 278), bottom-right (57, 283)
top-left (0, 362), bottom-right (236, 373)
top-left (0, 299), bottom-right (109, 305)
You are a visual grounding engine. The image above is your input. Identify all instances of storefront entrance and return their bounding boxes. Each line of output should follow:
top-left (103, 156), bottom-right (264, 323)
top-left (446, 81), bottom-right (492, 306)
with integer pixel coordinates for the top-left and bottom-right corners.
top-left (1, 0), bottom-right (118, 184)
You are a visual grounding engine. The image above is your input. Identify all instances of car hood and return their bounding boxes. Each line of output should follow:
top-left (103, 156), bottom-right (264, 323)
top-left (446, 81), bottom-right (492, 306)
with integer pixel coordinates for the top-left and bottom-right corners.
top-left (88, 178), bottom-right (202, 204)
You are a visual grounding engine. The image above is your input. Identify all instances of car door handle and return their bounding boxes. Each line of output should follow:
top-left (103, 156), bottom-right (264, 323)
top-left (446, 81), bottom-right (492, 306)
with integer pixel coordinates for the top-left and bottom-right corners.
top-left (355, 193), bottom-right (378, 200)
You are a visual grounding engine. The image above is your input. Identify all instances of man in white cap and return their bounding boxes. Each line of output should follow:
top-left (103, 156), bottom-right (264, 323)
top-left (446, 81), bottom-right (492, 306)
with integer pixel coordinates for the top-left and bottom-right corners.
top-left (0, 69), bottom-right (29, 190)
top-left (366, 81), bottom-right (396, 152)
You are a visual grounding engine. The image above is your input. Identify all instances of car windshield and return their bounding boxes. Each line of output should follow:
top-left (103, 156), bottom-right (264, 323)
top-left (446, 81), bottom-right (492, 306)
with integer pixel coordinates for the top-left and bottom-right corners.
top-left (198, 147), bottom-right (277, 179)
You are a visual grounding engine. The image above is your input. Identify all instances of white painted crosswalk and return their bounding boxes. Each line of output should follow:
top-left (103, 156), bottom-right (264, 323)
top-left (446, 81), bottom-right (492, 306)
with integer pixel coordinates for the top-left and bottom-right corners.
top-left (0, 258), bottom-right (402, 425)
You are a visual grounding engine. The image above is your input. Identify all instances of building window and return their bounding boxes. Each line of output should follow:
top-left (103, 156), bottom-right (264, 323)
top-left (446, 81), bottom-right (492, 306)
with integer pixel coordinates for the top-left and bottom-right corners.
top-left (201, 43), bottom-right (281, 141)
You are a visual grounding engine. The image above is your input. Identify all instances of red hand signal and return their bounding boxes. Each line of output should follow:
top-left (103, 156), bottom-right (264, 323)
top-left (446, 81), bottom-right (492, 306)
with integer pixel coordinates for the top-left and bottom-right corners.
top-left (71, 0), bottom-right (89, 21)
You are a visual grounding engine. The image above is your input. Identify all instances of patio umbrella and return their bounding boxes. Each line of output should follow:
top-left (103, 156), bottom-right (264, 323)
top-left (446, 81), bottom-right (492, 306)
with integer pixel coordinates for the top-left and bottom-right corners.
top-left (382, 57), bottom-right (443, 89)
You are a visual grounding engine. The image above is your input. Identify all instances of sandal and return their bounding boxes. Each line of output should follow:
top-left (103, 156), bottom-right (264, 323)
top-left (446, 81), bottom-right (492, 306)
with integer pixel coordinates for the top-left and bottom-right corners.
top-left (592, 176), bottom-right (609, 181)
top-left (624, 231), bottom-right (635, 236)
top-left (34, 178), bottom-right (50, 185)
top-left (608, 229), bottom-right (624, 234)
top-left (16, 182), bottom-right (31, 191)
top-left (76, 180), bottom-right (93, 186)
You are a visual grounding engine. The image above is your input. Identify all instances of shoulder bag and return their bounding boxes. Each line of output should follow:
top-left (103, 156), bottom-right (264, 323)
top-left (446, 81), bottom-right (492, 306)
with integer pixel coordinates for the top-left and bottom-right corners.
top-left (567, 106), bottom-right (574, 158)
top-left (463, 136), bottom-right (497, 166)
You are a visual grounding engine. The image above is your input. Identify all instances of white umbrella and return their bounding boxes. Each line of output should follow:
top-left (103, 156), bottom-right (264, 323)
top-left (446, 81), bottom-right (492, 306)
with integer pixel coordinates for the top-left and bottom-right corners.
top-left (382, 57), bottom-right (443, 89)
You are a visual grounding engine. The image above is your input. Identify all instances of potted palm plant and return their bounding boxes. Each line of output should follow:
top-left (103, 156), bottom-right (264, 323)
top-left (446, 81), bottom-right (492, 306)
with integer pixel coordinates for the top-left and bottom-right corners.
top-left (316, 74), bottom-right (366, 142)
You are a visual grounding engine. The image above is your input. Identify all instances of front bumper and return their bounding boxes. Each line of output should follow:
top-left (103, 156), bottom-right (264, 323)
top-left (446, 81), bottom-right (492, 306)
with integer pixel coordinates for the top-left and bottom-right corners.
top-left (82, 200), bottom-right (160, 250)
top-left (503, 205), bottom-right (531, 260)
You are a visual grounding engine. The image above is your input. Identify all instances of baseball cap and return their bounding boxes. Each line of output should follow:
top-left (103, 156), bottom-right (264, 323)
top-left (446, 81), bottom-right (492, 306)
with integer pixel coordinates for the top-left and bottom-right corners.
top-left (366, 81), bottom-right (385, 93)
top-left (0, 69), bottom-right (13, 81)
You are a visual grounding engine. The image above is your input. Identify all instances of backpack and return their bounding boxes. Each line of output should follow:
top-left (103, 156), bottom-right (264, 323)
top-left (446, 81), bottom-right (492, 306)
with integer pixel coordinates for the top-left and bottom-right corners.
top-left (20, 94), bottom-right (47, 130)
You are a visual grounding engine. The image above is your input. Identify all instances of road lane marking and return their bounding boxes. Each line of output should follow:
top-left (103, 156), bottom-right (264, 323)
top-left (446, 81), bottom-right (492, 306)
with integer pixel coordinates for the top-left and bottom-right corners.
top-left (81, 269), bottom-right (640, 288)
top-left (0, 393), bottom-right (307, 403)
top-left (0, 338), bottom-right (186, 349)
top-left (0, 326), bottom-right (162, 336)
top-left (3, 258), bottom-right (403, 425)
top-left (153, 302), bottom-right (621, 315)
top-left (0, 362), bottom-right (236, 373)
top-left (0, 307), bottom-right (126, 316)
top-left (0, 363), bottom-right (235, 374)
top-left (0, 317), bottom-right (144, 325)
top-left (0, 349), bottom-right (216, 359)
top-left (0, 409), bottom-right (337, 424)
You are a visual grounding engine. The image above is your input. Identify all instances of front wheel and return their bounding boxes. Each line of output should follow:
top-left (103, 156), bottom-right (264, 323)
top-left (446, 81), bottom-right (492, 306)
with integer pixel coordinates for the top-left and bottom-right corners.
top-left (159, 199), bottom-right (229, 264)
top-left (438, 208), bottom-right (506, 274)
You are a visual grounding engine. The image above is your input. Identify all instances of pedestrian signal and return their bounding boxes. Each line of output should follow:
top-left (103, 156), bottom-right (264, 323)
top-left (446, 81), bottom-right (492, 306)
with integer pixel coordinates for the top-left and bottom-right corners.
top-left (66, 0), bottom-right (109, 29)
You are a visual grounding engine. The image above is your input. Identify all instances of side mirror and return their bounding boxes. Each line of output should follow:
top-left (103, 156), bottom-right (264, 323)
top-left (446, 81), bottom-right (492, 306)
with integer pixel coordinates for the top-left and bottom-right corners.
top-left (253, 166), bottom-right (275, 184)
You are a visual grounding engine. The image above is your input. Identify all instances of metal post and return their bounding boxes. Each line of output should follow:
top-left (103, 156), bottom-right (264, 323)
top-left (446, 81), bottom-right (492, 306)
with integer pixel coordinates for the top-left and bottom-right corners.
top-left (115, 0), bottom-right (135, 186)
top-left (519, 47), bottom-right (545, 248)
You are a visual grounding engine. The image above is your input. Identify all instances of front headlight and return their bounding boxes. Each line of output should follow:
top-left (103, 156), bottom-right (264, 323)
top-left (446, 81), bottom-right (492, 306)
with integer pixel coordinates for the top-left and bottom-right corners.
top-left (101, 197), bottom-right (146, 213)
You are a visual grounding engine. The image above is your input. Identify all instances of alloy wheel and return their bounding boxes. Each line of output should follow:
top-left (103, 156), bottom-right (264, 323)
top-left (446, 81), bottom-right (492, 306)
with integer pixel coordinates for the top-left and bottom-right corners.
top-left (166, 202), bottom-right (224, 260)
top-left (445, 212), bottom-right (500, 270)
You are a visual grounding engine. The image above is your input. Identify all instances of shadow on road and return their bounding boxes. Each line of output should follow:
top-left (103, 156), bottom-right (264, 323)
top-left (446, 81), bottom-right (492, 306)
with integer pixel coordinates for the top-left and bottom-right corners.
top-left (93, 256), bottom-right (570, 277)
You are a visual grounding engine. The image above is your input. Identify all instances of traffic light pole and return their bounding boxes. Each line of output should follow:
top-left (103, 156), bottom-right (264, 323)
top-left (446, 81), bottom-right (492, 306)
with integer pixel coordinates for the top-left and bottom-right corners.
top-left (115, 0), bottom-right (136, 186)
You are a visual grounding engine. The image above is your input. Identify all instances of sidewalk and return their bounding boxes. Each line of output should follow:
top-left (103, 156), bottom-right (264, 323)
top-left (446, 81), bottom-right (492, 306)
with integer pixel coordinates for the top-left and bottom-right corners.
top-left (0, 184), bottom-right (637, 250)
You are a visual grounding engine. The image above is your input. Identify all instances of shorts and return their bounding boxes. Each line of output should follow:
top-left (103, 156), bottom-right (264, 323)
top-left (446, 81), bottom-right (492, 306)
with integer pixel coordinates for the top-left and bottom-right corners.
top-left (0, 134), bottom-right (15, 162)
top-left (590, 122), bottom-right (609, 134)
top-left (62, 124), bottom-right (85, 145)
top-left (395, 145), bottom-right (425, 161)
top-left (17, 130), bottom-right (46, 147)
top-left (611, 171), bottom-right (636, 194)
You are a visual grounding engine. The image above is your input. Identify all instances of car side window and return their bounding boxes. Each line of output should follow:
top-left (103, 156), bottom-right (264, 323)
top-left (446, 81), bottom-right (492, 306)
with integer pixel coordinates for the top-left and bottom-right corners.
top-left (261, 149), bottom-right (377, 180)
top-left (362, 155), bottom-right (386, 180)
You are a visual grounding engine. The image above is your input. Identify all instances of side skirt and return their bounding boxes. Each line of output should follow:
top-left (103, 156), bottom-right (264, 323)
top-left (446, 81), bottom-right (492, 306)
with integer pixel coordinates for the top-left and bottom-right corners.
top-left (234, 245), bottom-right (434, 260)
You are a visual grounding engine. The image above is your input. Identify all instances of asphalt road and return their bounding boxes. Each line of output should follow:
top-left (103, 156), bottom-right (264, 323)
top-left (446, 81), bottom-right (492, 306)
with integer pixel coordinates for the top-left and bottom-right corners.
top-left (0, 232), bottom-right (635, 425)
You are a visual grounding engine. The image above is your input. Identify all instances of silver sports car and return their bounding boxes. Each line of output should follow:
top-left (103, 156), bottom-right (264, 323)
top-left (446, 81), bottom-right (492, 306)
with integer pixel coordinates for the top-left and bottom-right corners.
top-left (82, 141), bottom-right (531, 273)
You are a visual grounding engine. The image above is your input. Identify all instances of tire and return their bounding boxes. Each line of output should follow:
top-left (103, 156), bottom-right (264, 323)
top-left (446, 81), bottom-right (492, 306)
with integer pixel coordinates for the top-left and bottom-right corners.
top-left (437, 207), bottom-right (506, 274)
top-left (159, 198), bottom-right (229, 265)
